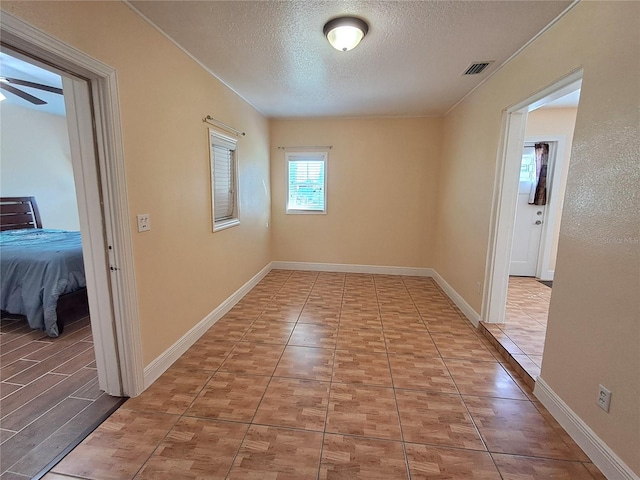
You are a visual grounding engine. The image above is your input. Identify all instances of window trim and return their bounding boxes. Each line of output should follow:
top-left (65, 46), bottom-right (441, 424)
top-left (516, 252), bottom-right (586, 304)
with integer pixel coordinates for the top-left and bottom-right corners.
top-left (209, 128), bottom-right (240, 232)
top-left (285, 151), bottom-right (328, 215)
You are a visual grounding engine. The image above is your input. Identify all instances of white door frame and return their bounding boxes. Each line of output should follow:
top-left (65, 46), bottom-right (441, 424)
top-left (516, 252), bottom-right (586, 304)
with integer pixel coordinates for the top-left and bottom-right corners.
top-left (1, 12), bottom-right (144, 396)
top-left (482, 70), bottom-right (583, 324)
top-left (524, 136), bottom-right (568, 282)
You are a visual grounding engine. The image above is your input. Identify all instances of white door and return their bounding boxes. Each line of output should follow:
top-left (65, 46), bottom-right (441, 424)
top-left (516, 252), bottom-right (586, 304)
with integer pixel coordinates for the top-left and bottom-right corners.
top-left (510, 146), bottom-right (544, 276)
top-left (63, 75), bottom-right (123, 395)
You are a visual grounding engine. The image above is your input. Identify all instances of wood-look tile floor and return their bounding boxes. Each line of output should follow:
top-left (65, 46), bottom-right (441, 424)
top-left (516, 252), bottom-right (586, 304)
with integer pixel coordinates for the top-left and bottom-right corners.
top-left (481, 277), bottom-right (551, 381)
top-left (45, 271), bottom-right (604, 480)
top-left (0, 315), bottom-right (123, 479)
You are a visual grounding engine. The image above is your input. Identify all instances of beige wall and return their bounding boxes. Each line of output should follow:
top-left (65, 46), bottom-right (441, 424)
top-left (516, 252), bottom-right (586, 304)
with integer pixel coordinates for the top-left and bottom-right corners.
top-left (2, 1), bottom-right (272, 365)
top-left (4, 0), bottom-right (639, 473)
top-left (435, 2), bottom-right (639, 472)
top-left (525, 107), bottom-right (578, 272)
top-left (0, 102), bottom-right (80, 230)
top-left (270, 117), bottom-right (442, 268)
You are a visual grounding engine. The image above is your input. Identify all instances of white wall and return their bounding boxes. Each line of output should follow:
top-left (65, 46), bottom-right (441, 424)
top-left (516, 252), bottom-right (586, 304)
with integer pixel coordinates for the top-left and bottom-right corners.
top-left (0, 102), bottom-right (80, 230)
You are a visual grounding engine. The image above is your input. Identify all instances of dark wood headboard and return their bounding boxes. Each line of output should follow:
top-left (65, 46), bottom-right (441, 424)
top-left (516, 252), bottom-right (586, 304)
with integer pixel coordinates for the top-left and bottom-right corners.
top-left (0, 197), bottom-right (43, 231)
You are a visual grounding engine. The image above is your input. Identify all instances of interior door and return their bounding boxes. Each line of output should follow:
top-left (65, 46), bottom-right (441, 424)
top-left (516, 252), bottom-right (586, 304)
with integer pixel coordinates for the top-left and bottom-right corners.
top-left (510, 146), bottom-right (544, 276)
top-left (63, 75), bottom-right (123, 395)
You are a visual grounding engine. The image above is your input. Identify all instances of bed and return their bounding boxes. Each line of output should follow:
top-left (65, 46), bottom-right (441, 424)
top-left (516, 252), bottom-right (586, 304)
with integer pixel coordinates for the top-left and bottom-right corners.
top-left (0, 197), bottom-right (88, 337)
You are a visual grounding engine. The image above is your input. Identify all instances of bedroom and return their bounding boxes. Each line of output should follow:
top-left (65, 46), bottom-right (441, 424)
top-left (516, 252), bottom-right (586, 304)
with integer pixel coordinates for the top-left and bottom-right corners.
top-left (0, 51), bottom-right (122, 477)
top-left (0, 1), bottom-right (638, 479)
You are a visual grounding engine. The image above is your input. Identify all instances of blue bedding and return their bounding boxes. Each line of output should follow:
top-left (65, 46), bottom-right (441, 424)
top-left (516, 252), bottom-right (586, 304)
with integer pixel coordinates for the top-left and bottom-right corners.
top-left (0, 229), bottom-right (86, 337)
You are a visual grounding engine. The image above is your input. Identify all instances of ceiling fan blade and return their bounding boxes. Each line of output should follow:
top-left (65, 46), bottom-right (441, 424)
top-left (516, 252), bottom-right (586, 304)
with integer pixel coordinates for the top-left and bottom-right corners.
top-left (4, 77), bottom-right (63, 95)
top-left (0, 83), bottom-right (47, 105)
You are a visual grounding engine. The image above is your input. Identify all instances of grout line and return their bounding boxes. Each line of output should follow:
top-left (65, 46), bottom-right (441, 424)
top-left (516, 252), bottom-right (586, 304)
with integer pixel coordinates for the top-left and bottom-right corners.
top-left (401, 276), bottom-right (454, 369)
top-left (0, 380), bottom-right (24, 387)
top-left (1, 368), bottom-right (91, 432)
top-left (484, 446), bottom-right (593, 465)
top-left (316, 271), bottom-right (345, 480)
top-left (372, 275), bottom-right (413, 480)
top-left (171, 412), bottom-right (494, 453)
top-left (221, 269), bottom-right (307, 480)
top-left (127, 368), bottom-right (215, 480)
top-left (399, 277), bottom-right (493, 456)
top-left (486, 451), bottom-right (507, 480)
top-left (0, 340), bottom-right (50, 362)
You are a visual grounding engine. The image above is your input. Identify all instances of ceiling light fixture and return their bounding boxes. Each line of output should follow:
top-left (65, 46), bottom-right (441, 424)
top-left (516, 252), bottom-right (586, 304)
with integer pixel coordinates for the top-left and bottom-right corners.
top-left (323, 17), bottom-right (369, 52)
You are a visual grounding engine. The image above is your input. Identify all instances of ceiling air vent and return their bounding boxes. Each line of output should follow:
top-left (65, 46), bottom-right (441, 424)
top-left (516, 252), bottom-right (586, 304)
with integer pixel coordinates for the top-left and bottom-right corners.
top-left (463, 61), bottom-right (493, 75)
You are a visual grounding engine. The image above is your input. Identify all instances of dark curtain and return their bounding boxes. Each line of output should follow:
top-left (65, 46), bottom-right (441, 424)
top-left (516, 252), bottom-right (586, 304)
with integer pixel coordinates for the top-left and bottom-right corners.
top-left (529, 143), bottom-right (549, 205)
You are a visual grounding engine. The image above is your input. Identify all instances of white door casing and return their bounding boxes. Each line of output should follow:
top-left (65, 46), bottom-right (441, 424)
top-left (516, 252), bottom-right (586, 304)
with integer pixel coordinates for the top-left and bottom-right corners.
top-left (482, 70), bottom-right (583, 324)
top-left (482, 110), bottom-right (528, 325)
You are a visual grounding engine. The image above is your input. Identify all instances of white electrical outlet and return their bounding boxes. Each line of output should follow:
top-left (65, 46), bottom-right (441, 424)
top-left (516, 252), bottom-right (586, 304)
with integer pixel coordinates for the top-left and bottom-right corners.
top-left (137, 214), bottom-right (150, 232)
top-left (476, 281), bottom-right (482, 294)
top-left (597, 384), bottom-right (612, 412)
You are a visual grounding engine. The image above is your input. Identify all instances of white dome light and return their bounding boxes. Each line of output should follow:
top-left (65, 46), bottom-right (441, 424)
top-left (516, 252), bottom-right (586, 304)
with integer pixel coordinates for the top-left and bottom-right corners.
top-left (324, 17), bottom-right (369, 52)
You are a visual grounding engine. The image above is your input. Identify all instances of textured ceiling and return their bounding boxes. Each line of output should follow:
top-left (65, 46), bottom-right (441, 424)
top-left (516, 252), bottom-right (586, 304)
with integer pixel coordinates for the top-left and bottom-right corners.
top-left (128, 1), bottom-right (573, 118)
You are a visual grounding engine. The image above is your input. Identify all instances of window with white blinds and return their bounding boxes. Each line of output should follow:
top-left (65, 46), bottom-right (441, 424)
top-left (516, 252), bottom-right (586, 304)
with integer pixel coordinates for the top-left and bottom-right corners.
top-left (286, 151), bottom-right (327, 214)
top-left (209, 130), bottom-right (239, 231)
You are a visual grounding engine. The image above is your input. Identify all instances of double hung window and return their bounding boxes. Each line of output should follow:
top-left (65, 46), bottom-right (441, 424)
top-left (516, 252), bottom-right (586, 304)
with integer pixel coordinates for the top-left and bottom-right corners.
top-left (210, 129), bottom-right (239, 231)
top-left (286, 151), bottom-right (327, 214)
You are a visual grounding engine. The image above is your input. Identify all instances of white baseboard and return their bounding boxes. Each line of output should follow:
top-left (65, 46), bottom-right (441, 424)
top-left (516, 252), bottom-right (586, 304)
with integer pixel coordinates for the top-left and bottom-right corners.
top-left (430, 270), bottom-right (481, 327)
top-left (539, 270), bottom-right (555, 282)
top-left (271, 261), bottom-right (433, 277)
top-left (142, 262), bottom-right (273, 390)
top-left (534, 377), bottom-right (639, 480)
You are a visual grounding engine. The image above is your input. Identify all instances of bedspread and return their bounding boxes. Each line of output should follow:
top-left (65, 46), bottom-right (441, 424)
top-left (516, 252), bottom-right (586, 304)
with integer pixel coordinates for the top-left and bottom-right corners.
top-left (0, 229), bottom-right (86, 337)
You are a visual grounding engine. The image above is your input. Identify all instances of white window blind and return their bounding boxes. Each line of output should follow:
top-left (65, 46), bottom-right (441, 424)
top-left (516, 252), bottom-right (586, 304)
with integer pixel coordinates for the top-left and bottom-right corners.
top-left (286, 152), bottom-right (327, 213)
top-left (210, 130), bottom-right (238, 228)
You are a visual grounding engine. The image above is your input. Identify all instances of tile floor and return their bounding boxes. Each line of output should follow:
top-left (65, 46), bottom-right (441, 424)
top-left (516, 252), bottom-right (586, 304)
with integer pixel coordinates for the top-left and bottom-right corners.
top-left (44, 271), bottom-right (603, 479)
top-left (0, 315), bottom-right (123, 479)
top-left (481, 277), bottom-right (551, 381)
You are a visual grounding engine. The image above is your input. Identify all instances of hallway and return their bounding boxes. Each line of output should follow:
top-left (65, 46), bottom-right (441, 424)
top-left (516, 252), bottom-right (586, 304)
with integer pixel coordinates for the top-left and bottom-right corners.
top-left (42, 271), bottom-right (602, 480)
top-left (481, 277), bottom-right (551, 381)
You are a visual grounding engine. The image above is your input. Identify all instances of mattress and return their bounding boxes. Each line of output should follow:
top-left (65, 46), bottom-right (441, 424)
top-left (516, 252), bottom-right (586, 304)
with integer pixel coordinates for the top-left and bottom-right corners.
top-left (0, 229), bottom-right (86, 337)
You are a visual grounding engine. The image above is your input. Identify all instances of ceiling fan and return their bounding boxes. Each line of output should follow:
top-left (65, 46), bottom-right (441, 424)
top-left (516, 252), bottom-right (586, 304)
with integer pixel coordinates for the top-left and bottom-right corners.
top-left (0, 77), bottom-right (63, 105)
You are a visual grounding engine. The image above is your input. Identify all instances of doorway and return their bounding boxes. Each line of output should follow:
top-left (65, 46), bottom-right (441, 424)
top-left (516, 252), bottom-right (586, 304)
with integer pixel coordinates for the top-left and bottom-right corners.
top-left (1, 10), bottom-right (143, 398)
top-left (510, 143), bottom-right (552, 277)
top-left (1, 10), bottom-right (144, 477)
top-left (0, 48), bottom-right (127, 478)
top-left (481, 70), bottom-right (582, 381)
